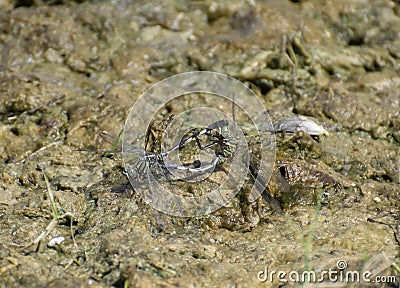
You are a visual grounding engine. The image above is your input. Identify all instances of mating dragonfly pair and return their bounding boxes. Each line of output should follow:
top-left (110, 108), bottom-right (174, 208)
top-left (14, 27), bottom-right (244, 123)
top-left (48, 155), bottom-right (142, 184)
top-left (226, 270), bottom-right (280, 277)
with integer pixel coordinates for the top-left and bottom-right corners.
top-left (100, 114), bottom-right (282, 213)
top-left (133, 117), bottom-right (234, 178)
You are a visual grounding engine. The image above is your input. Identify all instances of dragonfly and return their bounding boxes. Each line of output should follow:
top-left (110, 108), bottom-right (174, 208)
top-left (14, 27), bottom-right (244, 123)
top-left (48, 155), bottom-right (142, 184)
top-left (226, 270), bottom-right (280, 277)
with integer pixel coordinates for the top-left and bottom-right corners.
top-left (158, 119), bottom-right (234, 160)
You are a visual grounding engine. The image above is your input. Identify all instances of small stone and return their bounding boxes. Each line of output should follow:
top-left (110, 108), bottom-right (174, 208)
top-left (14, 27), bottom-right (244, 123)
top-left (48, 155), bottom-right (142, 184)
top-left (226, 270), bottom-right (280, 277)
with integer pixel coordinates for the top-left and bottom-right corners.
top-left (48, 236), bottom-right (65, 247)
top-left (373, 196), bottom-right (381, 203)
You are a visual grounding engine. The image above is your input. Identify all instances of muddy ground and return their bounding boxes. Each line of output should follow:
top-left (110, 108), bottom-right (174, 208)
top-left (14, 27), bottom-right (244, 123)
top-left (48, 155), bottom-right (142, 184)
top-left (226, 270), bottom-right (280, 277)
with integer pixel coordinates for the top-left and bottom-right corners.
top-left (0, 0), bottom-right (399, 287)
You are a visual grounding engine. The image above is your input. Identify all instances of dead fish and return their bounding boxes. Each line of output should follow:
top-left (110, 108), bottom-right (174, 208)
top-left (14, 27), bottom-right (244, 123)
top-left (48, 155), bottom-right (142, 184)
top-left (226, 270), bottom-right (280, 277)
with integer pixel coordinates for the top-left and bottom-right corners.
top-left (274, 116), bottom-right (329, 136)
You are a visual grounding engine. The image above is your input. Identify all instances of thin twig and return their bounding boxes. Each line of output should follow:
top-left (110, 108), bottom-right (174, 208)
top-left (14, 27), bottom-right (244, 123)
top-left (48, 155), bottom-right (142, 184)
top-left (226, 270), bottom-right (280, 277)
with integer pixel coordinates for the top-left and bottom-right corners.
top-left (44, 172), bottom-right (59, 219)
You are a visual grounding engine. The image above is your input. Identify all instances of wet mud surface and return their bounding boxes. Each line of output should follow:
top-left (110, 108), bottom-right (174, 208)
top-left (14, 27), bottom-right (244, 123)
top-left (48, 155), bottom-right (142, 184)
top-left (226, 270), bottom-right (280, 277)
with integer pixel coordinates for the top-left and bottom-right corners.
top-left (0, 0), bottom-right (399, 287)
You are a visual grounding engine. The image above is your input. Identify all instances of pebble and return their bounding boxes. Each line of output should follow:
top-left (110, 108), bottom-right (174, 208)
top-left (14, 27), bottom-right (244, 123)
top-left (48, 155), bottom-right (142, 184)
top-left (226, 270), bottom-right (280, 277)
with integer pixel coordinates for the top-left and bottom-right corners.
top-left (48, 236), bottom-right (65, 247)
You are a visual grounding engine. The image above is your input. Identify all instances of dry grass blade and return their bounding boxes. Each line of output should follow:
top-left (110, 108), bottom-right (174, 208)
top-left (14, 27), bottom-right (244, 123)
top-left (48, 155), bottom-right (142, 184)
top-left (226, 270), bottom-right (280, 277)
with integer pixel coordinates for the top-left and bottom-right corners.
top-left (21, 171), bottom-right (77, 252)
